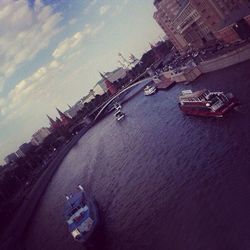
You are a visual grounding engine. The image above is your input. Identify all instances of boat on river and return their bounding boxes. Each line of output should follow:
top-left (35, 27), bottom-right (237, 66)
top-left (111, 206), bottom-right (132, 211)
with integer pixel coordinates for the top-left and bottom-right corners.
top-left (144, 84), bottom-right (157, 96)
top-left (64, 185), bottom-right (99, 243)
top-left (178, 89), bottom-right (238, 117)
top-left (114, 109), bottom-right (125, 121)
top-left (114, 102), bottom-right (122, 110)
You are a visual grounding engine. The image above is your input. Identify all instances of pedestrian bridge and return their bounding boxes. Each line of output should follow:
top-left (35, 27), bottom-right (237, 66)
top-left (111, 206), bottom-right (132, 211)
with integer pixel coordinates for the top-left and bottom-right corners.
top-left (94, 77), bottom-right (151, 121)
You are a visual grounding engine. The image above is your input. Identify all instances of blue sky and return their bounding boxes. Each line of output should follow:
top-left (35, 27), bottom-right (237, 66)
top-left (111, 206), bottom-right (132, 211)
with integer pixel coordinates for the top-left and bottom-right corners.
top-left (0, 0), bottom-right (164, 164)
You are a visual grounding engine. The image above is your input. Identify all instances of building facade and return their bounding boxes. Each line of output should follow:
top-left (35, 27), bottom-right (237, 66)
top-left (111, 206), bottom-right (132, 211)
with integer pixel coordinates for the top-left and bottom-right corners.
top-left (16, 142), bottom-right (32, 158)
top-left (154, 0), bottom-right (250, 52)
top-left (190, 0), bottom-right (250, 43)
top-left (31, 127), bottom-right (51, 146)
top-left (97, 68), bottom-right (127, 94)
top-left (153, 0), bottom-right (189, 52)
top-left (4, 153), bottom-right (18, 164)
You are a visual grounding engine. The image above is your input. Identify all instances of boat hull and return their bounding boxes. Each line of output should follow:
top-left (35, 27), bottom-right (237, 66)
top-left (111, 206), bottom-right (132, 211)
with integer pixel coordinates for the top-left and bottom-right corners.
top-left (179, 98), bottom-right (238, 117)
top-left (65, 189), bottom-right (99, 244)
top-left (74, 199), bottom-right (99, 243)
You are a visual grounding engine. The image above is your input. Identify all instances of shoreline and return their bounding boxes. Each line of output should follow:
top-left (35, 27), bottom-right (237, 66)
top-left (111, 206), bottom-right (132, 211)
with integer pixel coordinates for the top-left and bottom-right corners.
top-left (0, 81), bottom-right (147, 250)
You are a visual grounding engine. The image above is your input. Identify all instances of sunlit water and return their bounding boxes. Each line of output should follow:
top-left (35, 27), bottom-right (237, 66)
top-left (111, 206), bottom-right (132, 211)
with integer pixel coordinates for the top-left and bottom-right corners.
top-left (25, 61), bottom-right (250, 250)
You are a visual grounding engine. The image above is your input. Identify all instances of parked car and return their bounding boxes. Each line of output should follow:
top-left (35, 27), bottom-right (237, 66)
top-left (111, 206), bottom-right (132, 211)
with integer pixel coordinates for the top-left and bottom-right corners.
top-left (192, 51), bottom-right (199, 57)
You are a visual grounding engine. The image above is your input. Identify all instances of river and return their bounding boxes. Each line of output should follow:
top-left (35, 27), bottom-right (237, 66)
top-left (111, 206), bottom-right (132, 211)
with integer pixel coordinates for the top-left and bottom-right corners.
top-left (25, 60), bottom-right (250, 250)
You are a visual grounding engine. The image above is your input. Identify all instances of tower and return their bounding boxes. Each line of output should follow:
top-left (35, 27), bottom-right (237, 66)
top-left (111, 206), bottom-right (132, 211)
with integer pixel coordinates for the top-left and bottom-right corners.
top-left (47, 115), bottom-right (60, 131)
top-left (118, 52), bottom-right (130, 69)
top-left (56, 108), bottom-right (71, 127)
top-left (99, 72), bottom-right (118, 95)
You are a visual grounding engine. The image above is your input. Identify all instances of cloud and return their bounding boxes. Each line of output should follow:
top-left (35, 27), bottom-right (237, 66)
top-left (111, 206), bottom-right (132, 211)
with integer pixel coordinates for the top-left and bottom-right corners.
top-left (52, 22), bottom-right (105, 58)
top-left (69, 18), bottom-right (77, 25)
top-left (53, 32), bottom-right (83, 58)
top-left (99, 5), bottom-right (110, 15)
top-left (0, 0), bottom-right (63, 91)
top-left (111, 1), bottom-right (130, 16)
top-left (1, 20), bottom-right (106, 123)
top-left (83, 0), bottom-right (98, 15)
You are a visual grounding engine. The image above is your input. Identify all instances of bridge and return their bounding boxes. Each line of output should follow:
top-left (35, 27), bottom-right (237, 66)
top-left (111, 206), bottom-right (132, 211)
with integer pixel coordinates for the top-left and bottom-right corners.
top-left (93, 75), bottom-right (152, 121)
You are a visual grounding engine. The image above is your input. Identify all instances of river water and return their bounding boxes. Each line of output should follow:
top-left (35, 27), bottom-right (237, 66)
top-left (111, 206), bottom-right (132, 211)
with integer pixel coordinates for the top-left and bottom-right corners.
top-left (25, 61), bottom-right (250, 250)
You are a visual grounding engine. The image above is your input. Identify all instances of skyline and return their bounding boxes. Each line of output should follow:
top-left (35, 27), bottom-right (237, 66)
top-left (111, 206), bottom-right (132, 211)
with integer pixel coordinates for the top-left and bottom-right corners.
top-left (0, 0), bottom-right (164, 164)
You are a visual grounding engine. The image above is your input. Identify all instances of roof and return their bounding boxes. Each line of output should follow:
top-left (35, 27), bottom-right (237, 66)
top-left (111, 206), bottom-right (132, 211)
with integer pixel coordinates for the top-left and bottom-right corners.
top-left (179, 89), bottom-right (207, 99)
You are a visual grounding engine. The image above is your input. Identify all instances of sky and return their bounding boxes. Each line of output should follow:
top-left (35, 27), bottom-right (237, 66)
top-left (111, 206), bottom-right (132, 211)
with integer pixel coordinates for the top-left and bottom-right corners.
top-left (0, 0), bottom-right (164, 164)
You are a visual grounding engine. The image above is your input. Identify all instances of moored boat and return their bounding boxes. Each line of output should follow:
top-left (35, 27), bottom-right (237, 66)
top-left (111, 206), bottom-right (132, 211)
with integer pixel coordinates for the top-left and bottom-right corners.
top-left (178, 89), bottom-right (239, 117)
top-left (144, 85), bottom-right (157, 96)
top-left (114, 109), bottom-right (125, 121)
top-left (64, 185), bottom-right (99, 243)
top-left (114, 102), bottom-right (122, 110)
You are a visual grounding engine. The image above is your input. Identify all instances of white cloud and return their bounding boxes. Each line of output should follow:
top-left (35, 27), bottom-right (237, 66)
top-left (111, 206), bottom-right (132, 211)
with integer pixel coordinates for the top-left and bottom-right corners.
top-left (0, 0), bottom-right (62, 90)
top-left (111, 1), bottom-right (130, 16)
top-left (99, 5), bottom-right (110, 15)
top-left (69, 18), bottom-right (77, 25)
top-left (83, 0), bottom-right (98, 15)
top-left (52, 22), bottom-right (105, 58)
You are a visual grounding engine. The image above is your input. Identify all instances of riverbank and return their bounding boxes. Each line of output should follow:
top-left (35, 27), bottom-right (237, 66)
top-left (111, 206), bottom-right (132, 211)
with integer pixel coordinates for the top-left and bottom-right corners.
top-left (0, 80), bottom-right (149, 250)
top-left (24, 59), bottom-right (250, 250)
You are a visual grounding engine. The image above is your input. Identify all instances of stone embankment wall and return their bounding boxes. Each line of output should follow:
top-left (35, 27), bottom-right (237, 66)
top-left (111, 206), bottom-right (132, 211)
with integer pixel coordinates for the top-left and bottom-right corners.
top-left (198, 43), bottom-right (250, 73)
top-left (0, 126), bottom-right (91, 250)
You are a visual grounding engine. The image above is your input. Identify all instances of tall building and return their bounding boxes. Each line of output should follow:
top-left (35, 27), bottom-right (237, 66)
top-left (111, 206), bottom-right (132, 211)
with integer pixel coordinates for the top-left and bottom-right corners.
top-left (153, 0), bottom-right (189, 52)
top-left (190, 0), bottom-right (250, 43)
top-left (154, 0), bottom-right (250, 51)
top-left (153, 0), bottom-right (215, 53)
top-left (31, 127), bottom-right (51, 146)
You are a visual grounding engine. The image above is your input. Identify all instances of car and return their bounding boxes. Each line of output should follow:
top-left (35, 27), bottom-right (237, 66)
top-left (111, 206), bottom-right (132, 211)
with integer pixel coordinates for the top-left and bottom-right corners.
top-left (192, 51), bottom-right (199, 57)
top-left (216, 44), bottom-right (224, 50)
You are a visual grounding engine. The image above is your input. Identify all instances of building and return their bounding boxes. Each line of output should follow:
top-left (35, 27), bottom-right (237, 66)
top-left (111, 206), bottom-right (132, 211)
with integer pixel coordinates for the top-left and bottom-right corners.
top-left (172, 2), bottom-right (215, 48)
top-left (31, 127), bottom-right (51, 146)
top-left (154, 0), bottom-right (250, 52)
top-left (97, 68), bottom-right (127, 94)
top-left (16, 142), bottom-right (32, 158)
top-left (190, 0), bottom-right (250, 43)
top-left (153, 0), bottom-right (189, 52)
top-left (4, 153), bottom-right (18, 164)
top-left (56, 108), bottom-right (71, 127)
top-left (65, 103), bottom-right (83, 118)
top-left (47, 108), bottom-right (72, 133)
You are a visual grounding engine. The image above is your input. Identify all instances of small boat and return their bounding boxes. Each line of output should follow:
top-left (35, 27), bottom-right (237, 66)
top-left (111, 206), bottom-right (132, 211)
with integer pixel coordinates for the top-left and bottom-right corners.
top-left (114, 102), bottom-right (122, 110)
top-left (114, 109), bottom-right (125, 121)
top-left (178, 89), bottom-right (239, 117)
top-left (144, 85), bottom-right (157, 96)
top-left (64, 185), bottom-right (99, 243)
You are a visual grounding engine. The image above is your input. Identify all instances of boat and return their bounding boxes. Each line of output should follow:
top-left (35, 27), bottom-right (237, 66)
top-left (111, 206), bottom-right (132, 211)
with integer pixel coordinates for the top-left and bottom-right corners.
top-left (144, 84), bottom-right (157, 96)
top-left (64, 185), bottom-right (99, 243)
top-left (114, 102), bottom-right (122, 110)
top-left (178, 89), bottom-right (239, 117)
top-left (114, 109), bottom-right (125, 121)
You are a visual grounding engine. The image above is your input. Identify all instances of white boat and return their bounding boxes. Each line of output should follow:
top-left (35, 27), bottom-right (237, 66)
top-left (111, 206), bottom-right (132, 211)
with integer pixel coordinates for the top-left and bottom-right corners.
top-left (114, 102), bottom-right (122, 110)
top-left (114, 110), bottom-right (125, 121)
top-left (144, 85), bottom-right (157, 96)
top-left (64, 185), bottom-right (99, 243)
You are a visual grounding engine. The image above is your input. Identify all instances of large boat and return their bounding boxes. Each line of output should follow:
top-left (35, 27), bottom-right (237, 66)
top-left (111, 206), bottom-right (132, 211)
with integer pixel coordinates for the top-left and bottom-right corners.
top-left (178, 89), bottom-right (238, 117)
top-left (144, 84), bottom-right (157, 96)
top-left (114, 109), bottom-right (125, 121)
top-left (64, 185), bottom-right (99, 243)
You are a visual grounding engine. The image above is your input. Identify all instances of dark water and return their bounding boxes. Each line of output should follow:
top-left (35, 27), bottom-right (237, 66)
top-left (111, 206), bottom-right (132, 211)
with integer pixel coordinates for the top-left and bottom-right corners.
top-left (25, 61), bottom-right (250, 250)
